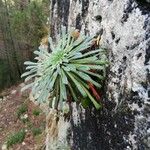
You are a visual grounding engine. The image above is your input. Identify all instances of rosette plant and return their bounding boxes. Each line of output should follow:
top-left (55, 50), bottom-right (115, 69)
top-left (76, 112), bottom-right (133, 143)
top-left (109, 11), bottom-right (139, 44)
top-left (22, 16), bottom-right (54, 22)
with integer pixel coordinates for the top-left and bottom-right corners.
top-left (21, 27), bottom-right (108, 110)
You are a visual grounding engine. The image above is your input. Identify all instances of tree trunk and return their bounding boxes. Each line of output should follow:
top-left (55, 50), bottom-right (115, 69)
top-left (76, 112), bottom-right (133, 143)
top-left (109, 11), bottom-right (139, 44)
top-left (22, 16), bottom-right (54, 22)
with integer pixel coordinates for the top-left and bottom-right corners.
top-left (0, 0), bottom-right (21, 84)
top-left (46, 0), bottom-right (150, 149)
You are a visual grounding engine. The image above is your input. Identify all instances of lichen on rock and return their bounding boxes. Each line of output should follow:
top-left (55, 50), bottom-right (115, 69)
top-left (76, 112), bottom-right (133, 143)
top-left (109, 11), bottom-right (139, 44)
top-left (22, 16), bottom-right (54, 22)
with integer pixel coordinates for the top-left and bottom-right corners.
top-left (47, 0), bottom-right (150, 149)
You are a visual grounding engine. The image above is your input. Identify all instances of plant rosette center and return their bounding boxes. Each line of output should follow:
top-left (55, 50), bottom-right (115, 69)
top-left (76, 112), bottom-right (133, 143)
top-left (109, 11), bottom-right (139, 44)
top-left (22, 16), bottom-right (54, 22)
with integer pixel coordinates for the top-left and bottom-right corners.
top-left (51, 51), bottom-right (65, 66)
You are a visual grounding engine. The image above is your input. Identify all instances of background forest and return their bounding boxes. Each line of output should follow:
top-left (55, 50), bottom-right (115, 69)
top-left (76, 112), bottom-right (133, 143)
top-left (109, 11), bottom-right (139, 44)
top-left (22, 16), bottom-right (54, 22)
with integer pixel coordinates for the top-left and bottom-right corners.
top-left (0, 0), bottom-right (49, 90)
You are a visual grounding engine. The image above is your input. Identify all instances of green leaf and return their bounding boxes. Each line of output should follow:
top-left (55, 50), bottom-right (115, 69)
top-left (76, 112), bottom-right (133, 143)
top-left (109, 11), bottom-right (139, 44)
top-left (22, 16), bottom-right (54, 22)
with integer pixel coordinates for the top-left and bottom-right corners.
top-left (81, 70), bottom-right (105, 80)
top-left (73, 70), bottom-right (102, 88)
top-left (82, 86), bottom-right (101, 109)
top-left (71, 73), bottom-right (89, 89)
top-left (54, 78), bottom-right (60, 109)
top-left (81, 49), bottom-right (104, 57)
top-left (47, 70), bottom-right (58, 90)
top-left (68, 82), bottom-right (78, 102)
top-left (60, 69), bottom-right (68, 84)
top-left (70, 56), bottom-right (97, 63)
top-left (77, 65), bottom-right (91, 71)
top-left (38, 89), bottom-right (49, 103)
top-left (63, 64), bottom-right (76, 72)
top-left (60, 77), bottom-right (67, 100)
top-left (24, 61), bottom-right (38, 65)
top-left (67, 52), bottom-right (83, 60)
top-left (21, 83), bottom-right (35, 92)
top-left (25, 74), bottom-right (37, 82)
top-left (21, 69), bottom-right (37, 78)
top-left (67, 72), bottom-right (87, 97)
top-left (61, 26), bottom-right (67, 49)
top-left (73, 64), bottom-right (104, 70)
top-left (59, 79), bottom-right (64, 109)
top-left (34, 50), bottom-right (47, 58)
top-left (26, 66), bottom-right (38, 70)
top-left (48, 37), bottom-right (55, 51)
top-left (81, 98), bottom-right (91, 108)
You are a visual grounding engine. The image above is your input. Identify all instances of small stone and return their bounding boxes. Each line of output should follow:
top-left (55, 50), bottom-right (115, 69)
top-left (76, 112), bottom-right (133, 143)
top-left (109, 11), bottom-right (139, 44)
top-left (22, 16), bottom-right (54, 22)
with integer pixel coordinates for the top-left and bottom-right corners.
top-left (1, 144), bottom-right (7, 150)
top-left (3, 97), bottom-right (7, 101)
top-left (22, 142), bottom-right (26, 145)
top-left (11, 90), bottom-right (16, 95)
top-left (20, 114), bottom-right (28, 120)
top-left (24, 114), bottom-right (28, 119)
top-left (19, 83), bottom-right (25, 88)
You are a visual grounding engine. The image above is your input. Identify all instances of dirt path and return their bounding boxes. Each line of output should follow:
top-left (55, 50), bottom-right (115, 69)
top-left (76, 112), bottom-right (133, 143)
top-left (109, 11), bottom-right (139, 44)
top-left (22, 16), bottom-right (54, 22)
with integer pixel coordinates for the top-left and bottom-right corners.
top-left (0, 84), bottom-right (46, 150)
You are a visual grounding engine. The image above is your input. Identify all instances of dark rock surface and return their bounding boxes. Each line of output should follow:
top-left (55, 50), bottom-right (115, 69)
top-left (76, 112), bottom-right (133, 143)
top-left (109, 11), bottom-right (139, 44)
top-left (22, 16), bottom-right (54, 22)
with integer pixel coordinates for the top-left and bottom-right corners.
top-left (47, 0), bottom-right (150, 149)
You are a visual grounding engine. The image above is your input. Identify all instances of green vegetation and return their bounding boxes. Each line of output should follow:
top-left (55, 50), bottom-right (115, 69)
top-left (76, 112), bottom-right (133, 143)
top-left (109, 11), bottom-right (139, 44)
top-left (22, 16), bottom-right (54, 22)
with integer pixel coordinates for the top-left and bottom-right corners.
top-left (0, 0), bottom-right (49, 90)
top-left (10, 0), bottom-right (49, 51)
top-left (21, 117), bottom-right (29, 124)
top-left (16, 104), bottom-right (28, 118)
top-left (27, 121), bottom-right (34, 129)
top-left (33, 109), bottom-right (41, 116)
top-left (6, 129), bottom-right (26, 147)
top-left (21, 27), bottom-right (108, 110)
top-left (0, 59), bottom-right (11, 90)
top-left (32, 127), bottom-right (42, 136)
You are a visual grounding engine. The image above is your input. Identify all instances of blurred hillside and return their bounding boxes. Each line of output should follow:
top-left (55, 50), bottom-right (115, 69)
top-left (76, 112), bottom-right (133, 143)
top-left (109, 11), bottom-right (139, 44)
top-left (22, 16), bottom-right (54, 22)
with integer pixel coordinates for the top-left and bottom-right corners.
top-left (0, 0), bottom-right (49, 90)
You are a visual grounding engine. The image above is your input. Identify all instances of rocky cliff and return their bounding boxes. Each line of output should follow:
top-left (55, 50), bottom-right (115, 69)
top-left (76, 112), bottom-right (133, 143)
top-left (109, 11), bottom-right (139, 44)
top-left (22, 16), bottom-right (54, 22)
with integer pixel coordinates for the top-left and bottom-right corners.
top-left (46, 0), bottom-right (150, 149)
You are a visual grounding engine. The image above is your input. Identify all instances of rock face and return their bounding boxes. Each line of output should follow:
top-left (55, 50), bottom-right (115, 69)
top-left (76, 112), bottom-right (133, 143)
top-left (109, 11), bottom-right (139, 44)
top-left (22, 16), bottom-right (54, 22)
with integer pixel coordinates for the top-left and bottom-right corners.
top-left (46, 0), bottom-right (150, 149)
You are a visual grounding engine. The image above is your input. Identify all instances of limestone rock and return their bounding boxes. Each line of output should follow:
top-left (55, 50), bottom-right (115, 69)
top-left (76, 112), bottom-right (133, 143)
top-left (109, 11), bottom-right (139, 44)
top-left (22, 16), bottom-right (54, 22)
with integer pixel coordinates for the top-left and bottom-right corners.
top-left (46, 0), bottom-right (150, 149)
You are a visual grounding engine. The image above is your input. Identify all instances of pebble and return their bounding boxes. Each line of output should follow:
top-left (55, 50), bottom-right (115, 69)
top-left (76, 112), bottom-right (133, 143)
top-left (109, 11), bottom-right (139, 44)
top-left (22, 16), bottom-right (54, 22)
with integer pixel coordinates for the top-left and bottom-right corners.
top-left (22, 142), bottom-right (26, 145)
top-left (25, 129), bottom-right (28, 132)
top-left (3, 97), bottom-right (7, 101)
top-left (0, 97), bottom-right (7, 102)
top-left (1, 144), bottom-right (7, 150)
top-left (19, 83), bottom-right (25, 88)
top-left (11, 90), bottom-right (17, 95)
top-left (20, 114), bottom-right (28, 120)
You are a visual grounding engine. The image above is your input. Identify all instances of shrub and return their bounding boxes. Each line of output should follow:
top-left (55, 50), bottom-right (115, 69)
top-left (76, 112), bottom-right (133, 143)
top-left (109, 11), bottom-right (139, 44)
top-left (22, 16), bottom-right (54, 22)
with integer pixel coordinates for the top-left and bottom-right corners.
top-left (16, 104), bottom-right (28, 118)
top-left (32, 109), bottom-right (41, 116)
top-left (21, 27), bottom-right (108, 110)
top-left (6, 129), bottom-right (26, 147)
top-left (32, 127), bottom-right (42, 136)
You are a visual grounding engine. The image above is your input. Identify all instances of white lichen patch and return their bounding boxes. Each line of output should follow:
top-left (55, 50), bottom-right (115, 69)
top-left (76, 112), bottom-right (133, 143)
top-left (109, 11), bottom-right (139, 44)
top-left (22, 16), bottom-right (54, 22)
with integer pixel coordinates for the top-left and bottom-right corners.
top-left (46, 109), bottom-right (71, 150)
